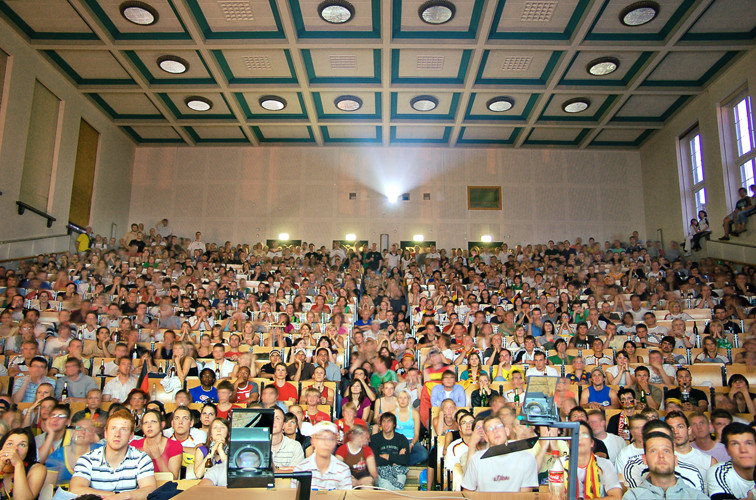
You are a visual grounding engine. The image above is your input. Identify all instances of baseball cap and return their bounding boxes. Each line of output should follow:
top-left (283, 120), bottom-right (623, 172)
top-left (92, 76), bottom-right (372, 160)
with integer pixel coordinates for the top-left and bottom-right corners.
top-left (301, 421), bottom-right (338, 437)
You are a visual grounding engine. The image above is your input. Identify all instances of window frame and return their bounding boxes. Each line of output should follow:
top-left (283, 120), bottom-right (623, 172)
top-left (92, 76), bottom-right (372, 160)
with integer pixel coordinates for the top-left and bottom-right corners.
top-left (677, 124), bottom-right (706, 230)
top-left (720, 88), bottom-right (756, 207)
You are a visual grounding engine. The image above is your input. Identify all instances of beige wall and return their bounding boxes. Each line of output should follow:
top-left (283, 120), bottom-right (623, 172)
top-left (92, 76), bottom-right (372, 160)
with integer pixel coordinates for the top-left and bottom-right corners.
top-left (130, 146), bottom-right (644, 249)
top-left (0, 19), bottom-right (135, 260)
top-left (640, 47), bottom-right (756, 249)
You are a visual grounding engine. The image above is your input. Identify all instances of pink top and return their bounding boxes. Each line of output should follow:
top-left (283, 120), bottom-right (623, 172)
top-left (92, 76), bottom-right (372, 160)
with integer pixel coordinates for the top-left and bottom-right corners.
top-left (131, 437), bottom-right (184, 473)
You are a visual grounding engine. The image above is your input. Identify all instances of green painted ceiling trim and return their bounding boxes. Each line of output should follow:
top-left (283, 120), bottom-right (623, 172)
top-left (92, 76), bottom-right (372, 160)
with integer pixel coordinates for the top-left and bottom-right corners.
top-left (585, 0), bottom-right (695, 42)
top-left (390, 49), bottom-right (472, 85)
top-left (0, 1), bottom-right (98, 40)
top-left (287, 0), bottom-right (380, 39)
top-left (678, 1), bottom-right (756, 42)
top-left (591, 129), bottom-right (656, 147)
top-left (121, 126), bottom-right (185, 144)
top-left (183, 126), bottom-right (250, 143)
top-left (83, 0), bottom-right (191, 41)
top-left (234, 92), bottom-right (309, 120)
top-left (301, 49), bottom-right (381, 85)
top-left (320, 126), bottom-right (382, 144)
top-left (524, 128), bottom-right (591, 146)
top-left (611, 95), bottom-right (692, 123)
top-left (558, 52), bottom-right (653, 87)
top-left (157, 93), bottom-right (235, 120)
top-left (211, 50), bottom-right (298, 85)
top-left (475, 50), bottom-right (562, 86)
top-left (456, 126), bottom-right (521, 145)
top-left (87, 93), bottom-right (164, 120)
top-left (391, 0), bottom-right (485, 40)
top-left (488, 0), bottom-right (589, 40)
top-left (124, 50), bottom-right (216, 86)
top-left (539, 94), bottom-right (618, 122)
top-left (389, 126), bottom-right (452, 144)
top-left (43, 50), bottom-right (135, 86)
top-left (184, 0), bottom-right (285, 40)
top-left (463, 93), bottom-right (539, 122)
top-left (640, 51), bottom-right (740, 88)
top-left (390, 92), bottom-right (461, 121)
top-left (312, 92), bottom-right (382, 120)
top-left (251, 125), bottom-right (316, 143)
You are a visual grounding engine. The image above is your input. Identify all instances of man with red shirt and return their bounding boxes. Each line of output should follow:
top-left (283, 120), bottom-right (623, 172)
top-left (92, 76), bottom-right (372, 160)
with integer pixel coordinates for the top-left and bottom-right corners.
top-left (233, 366), bottom-right (259, 403)
top-left (274, 362), bottom-right (298, 403)
top-left (224, 334), bottom-right (242, 362)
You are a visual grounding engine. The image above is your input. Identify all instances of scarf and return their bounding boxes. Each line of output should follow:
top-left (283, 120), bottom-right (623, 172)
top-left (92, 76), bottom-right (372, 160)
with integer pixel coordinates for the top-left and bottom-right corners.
top-left (565, 453), bottom-right (602, 499)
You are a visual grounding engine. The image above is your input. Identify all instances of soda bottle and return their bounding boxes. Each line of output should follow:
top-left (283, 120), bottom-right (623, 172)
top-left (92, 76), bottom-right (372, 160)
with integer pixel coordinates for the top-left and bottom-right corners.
top-left (548, 450), bottom-right (566, 500)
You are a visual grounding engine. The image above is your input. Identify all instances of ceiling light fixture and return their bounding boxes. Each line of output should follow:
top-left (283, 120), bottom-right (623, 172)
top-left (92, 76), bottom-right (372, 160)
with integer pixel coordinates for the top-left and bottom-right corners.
top-left (184, 96), bottom-right (212, 112)
top-left (119, 1), bottom-right (159, 25)
top-left (318, 0), bottom-right (355, 24)
top-left (259, 95), bottom-right (287, 111)
top-left (587, 57), bottom-right (619, 76)
top-left (334, 95), bottom-right (363, 111)
top-left (486, 96), bottom-right (514, 112)
top-left (562, 98), bottom-right (591, 114)
top-left (410, 95), bottom-right (439, 112)
top-left (419, 0), bottom-right (456, 25)
top-left (619, 1), bottom-right (659, 26)
top-left (157, 55), bottom-right (189, 74)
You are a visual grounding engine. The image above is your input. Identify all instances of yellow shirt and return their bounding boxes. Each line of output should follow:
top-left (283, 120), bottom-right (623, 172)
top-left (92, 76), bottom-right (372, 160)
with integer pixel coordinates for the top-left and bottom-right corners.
top-left (75, 233), bottom-right (91, 252)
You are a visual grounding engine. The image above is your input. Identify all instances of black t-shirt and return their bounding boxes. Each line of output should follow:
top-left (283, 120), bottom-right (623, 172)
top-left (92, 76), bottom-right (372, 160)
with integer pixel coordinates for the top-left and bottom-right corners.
top-left (665, 387), bottom-right (709, 407)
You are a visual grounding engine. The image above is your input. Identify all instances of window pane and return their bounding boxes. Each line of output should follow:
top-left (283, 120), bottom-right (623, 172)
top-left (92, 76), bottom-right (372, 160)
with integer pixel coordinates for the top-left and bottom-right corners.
top-left (734, 97), bottom-right (754, 157)
top-left (695, 188), bottom-right (706, 214)
top-left (741, 158), bottom-right (756, 189)
top-left (690, 134), bottom-right (704, 184)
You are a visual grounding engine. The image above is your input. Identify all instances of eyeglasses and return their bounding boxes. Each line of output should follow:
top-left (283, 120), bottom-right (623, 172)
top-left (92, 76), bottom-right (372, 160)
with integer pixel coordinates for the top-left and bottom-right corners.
top-left (50, 414), bottom-right (68, 419)
top-left (485, 423), bottom-right (505, 433)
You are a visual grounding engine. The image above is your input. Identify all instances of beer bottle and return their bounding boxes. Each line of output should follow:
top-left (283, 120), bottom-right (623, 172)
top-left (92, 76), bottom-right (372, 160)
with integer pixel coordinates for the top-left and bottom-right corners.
top-left (99, 359), bottom-right (105, 376)
top-left (61, 382), bottom-right (68, 402)
top-left (513, 388), bottom-right (520, 408)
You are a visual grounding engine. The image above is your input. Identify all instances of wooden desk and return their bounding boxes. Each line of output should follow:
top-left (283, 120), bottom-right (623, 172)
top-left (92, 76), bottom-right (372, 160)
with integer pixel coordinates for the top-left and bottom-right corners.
top-left (175, 486), bottom-right (541, 500)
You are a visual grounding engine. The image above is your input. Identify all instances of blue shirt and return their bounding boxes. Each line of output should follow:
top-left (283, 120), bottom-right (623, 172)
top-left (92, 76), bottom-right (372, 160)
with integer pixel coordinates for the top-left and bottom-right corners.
top-left (430, 384), bottom-right (466, 407)
top-left (13, 375), bottom-right (56, 403)
top-left (189, 385), bottom-right (218, 403)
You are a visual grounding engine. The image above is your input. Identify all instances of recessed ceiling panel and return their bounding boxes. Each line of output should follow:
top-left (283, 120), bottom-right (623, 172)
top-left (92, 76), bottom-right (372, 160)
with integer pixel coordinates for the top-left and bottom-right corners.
top-left (612, 95), bottom-right (692, 122)
top-left (392, 49), bottom-right (471, 84)
top-left (185, 0), bottom-right (285, 39)
top-left (123, 125), bottom-right (183, 143)
top-left (321, 125), bottom-right (382, 143)
top-left (393, 0), bottom-right (485, 39)
top-left (251, 125), bottom-right (315, 143)
top-left (538, 94), bottom-right (617, 122)
top-left (84, 0), bottom-right (190, 40)
top-left (489, 0), bottom-right (588, 40)
top-left (464, 93), bottom-right (539, 122)
top-left (88, 93), bottom-right (164, 119)
top-left (590, 128), bottom-right (653, 147)
top-left (0, 0), bottom-right (95, 38)
top-left (476, 50), bottom-right (562, 86)
top-left (390, 125), bottom-right (451, 144)
top-left (457, 126), bottom-right (519, 145)
top-left (288, 0), bottom-right (380, 38)
top-left (586, 0), bottom-right (692, 41)
top-left (125, 50), bottom-right (215, 84)
top-left (525, 127), bottom-right (589, 146)
top-left (212, 49), bottom-right (297, 84)
top-left (159, 92), bottom-right (234, 119)
top-left (236, 92), bottom-right (308, 119)
top-left (682, 0), bottom-right (756, 41)
top-left (391, 92), bottom-right (460, 120)
top-left (45, 50), bottom-right (134, 85)
top-left (185, 125), bottom-right (249, 143)
top-left (642, 51), bottom-right (737, 87)
top-left (302, 49), bottom-right (380, 83)
top-left (312, 92), bottom-right (380, 120)
top-left (558, 51), bottom-right (651, 87)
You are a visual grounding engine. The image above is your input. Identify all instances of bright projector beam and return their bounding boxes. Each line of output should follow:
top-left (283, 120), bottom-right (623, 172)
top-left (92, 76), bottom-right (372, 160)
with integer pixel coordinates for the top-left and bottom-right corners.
top-left (386, 186), bottom-right (401, 203)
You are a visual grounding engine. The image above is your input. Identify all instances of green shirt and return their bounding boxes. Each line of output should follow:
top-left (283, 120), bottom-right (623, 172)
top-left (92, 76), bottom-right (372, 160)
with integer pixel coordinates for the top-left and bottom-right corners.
top-left (370, 370), bottom-right (398, 390)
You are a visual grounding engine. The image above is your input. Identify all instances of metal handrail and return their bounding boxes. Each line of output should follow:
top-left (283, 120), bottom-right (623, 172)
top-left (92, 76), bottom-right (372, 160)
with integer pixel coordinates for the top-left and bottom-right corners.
top-left (0, 233), bottom-right (69, 245)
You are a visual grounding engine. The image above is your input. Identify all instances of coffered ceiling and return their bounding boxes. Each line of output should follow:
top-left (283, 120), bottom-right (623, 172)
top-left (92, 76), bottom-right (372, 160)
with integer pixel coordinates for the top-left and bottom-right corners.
top-left (2, 0), bottom-right (755, 148)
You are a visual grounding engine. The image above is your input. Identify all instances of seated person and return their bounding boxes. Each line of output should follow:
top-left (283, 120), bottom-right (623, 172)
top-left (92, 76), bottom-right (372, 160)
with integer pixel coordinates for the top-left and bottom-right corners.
top-left (193, 418), bottom-right (230, 479)
top-left (707, 422), bottom-right (756, 499)
top-left (335, 424), bottom-right (377, 487)
top-left (215, 380), bottom-right (241, 419)
top-left (430, 370), bottom-right (465, 408)
top-left (0, 428), bottom-right (47, 499)
top-left (70, 409), bottom-right (157, 498)
top-left (46, 415), bottom-right (102, 485)
top-left (303, 387), bottom-right (331, 423)
top-left (190, 368), bottom-right (218, 403)
top-left (664, 367), bottom-right (708, 412)
top-left (131, 409), bottom-right (182, 479)
top-left (292, 421), bottom-right (352, 490)
top-left (370, 413), bottom-right (409, 491)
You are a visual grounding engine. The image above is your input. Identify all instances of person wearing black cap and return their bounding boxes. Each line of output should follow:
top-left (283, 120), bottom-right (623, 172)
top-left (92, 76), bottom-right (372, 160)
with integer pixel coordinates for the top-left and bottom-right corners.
top-left (260, 349), bottom-right (283, 379)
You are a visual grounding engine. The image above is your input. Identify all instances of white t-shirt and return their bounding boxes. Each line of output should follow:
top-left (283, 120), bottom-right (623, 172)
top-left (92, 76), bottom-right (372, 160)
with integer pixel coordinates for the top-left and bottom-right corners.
top-left (707, 461), bottom-right (755, 499)
top-left (525, 366), bottom-right (559, 377)
top-left (202, 359), bottom-right (235, 378)
top-left (648, 364), bottom-right (676, 385)
top-left (615, 443), bottom-right (643, 482)
top-left (461, 448), bottom-right (538, 492)
top-left (444, 438), bottom-right (469, 471)
top-left (163, 427), bottom-right (207, 448)
top-left (605, 365), bottom-right (635, 386)
top-left (601, 433), bottom-right (628, 464)
top-left (676, 446), bottom-right (714, 482)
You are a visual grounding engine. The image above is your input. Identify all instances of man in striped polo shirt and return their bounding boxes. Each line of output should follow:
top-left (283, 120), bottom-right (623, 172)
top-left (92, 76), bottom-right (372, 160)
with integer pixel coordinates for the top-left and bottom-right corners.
top-left (292, 421), bottom-right (352, 490)
top-left (70, 409), bottom-right (157, 498)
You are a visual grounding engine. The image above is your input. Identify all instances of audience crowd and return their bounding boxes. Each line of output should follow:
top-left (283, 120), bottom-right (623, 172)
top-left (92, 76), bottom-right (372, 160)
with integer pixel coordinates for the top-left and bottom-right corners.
top-left (0, 220), bottom-right (755, 498)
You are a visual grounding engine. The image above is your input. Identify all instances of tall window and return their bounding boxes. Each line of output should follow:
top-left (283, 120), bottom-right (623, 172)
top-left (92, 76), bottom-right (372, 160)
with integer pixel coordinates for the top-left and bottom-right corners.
top-left (722, 91), bottom-right (756, 203)
top-left (679, 126), bottom-right (706, 223)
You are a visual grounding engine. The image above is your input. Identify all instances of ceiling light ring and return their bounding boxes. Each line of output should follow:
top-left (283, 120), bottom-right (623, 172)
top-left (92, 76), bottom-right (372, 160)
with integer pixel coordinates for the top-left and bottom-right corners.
top-left (486, 96), bottom-right (515, 112)
top-left (259, 95), bottom-right (287, 111)
top-left (410, 95), bottom-right (439, 112)
top-left (586, 56), bottom-right (620, 76)
top-left (619, 1), bottom-right (660, 27)
top-left (157, 55), bottom-right (190, 74)
top-left (119, 1), bottom-right (159, 26)
top-left (334, 95), bottom-right (363, 112)
top-left (184, 96), bottom-right (213, 112)
top-left (419, 0), bottom-right (456, 25)
top-left (318, 0), bottom-right (355, 24)
top-left (562, 97), bottom-right (591, 114)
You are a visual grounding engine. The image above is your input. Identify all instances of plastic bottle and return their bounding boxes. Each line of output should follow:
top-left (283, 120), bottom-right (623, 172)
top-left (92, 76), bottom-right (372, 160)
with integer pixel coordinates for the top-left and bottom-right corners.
top-left (548, 450), bottom-right (566, 500)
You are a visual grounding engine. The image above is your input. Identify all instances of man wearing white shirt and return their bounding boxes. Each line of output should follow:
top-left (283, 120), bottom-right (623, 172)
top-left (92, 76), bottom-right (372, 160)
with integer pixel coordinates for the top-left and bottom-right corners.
top-left (187, 232), bottom-right (205, 255)
top-left (102, 357), bottom-right (137, 403)
top-left (525, 352), bottom-right (558, 377)
top-left (615, 414), bottom-right (648, 485)
top-left (588, 409), bottom-right (626, 464)
top-left (203, 344), bottom-right (235, 379)
top-left (666, 411), bottom-right (716, 481)
top-left (707, 423), bottom-right (756, 500)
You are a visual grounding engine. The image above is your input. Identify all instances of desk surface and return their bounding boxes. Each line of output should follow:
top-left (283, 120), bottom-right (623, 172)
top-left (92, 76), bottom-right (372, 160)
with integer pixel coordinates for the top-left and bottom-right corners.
top-left (174, 486), bottom-right (542, 500)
